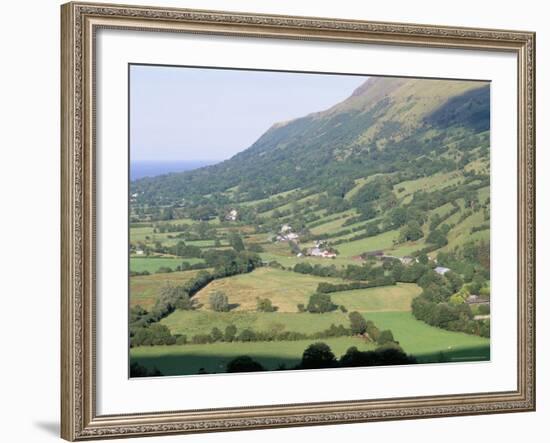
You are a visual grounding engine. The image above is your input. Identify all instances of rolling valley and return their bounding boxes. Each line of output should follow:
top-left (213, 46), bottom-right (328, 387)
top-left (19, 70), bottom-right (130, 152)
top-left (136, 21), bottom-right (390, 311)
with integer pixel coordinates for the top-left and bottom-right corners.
top-left (129, 76), bottom-right (491, 376)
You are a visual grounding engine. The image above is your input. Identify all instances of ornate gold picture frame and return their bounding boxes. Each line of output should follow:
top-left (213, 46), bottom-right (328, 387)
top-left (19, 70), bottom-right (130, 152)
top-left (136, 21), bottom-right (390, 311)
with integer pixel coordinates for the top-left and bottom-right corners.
top-left (61, 2), bottom-right (535, 440)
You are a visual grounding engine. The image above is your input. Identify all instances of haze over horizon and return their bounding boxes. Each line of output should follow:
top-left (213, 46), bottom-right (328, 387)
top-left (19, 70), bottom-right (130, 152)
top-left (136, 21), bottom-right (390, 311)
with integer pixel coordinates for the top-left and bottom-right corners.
top-left (130, 65), bottom-right (367, 163)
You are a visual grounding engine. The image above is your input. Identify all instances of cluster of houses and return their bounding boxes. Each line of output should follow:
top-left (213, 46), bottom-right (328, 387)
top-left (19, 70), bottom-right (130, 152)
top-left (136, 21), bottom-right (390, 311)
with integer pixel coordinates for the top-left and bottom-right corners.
top-left (305, 247), bottom-right (337, 259)
top-left (303, 240), bottom-right (337, 259)
top-left (275, 226), bottom-right (337, 259)
top-left (275, 224), bottom-right (300, 242)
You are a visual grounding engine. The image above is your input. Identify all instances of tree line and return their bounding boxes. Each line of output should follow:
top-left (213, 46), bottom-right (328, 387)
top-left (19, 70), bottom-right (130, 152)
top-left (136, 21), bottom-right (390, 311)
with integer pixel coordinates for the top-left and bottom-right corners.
top-left (225, 340), bottom-right (416, 374)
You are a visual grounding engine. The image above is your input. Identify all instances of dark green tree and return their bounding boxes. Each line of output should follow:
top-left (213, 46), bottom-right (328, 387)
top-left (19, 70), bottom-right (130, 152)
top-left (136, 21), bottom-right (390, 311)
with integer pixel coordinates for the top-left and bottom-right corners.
top-left (226, 356), bottom-right (265, 373)
top-left (300, 342), bottom-right (337, 369)
top-left (377, 329), bottom-right (395, 345)
top-left (306, 293), bottom-right (337, 313)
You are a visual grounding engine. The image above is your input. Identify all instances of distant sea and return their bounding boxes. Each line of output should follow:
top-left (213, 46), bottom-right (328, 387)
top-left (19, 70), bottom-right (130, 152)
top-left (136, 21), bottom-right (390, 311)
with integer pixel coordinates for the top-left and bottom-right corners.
top-left (130, 160), bottom-right (219, 181)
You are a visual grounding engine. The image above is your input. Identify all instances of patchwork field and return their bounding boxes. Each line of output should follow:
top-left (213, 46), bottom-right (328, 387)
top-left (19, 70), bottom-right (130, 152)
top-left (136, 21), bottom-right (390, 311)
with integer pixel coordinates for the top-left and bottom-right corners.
top-left (128, 76), bottom-right (492, 378)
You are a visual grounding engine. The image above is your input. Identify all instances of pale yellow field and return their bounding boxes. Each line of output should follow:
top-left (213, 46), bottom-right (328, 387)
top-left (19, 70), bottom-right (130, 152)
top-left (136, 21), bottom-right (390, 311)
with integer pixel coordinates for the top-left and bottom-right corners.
top-left (192, 267), bottom-right (348, 312)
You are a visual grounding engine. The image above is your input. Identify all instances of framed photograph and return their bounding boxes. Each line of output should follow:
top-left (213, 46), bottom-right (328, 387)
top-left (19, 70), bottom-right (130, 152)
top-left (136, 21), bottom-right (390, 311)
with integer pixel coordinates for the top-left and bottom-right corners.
top-left (61, 2), bottom-right (536, 440)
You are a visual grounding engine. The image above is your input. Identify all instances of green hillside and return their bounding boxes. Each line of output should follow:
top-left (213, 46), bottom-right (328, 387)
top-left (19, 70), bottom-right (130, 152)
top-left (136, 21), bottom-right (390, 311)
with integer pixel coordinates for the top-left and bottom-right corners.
top-left (131, 77), bottom-right (489, 205)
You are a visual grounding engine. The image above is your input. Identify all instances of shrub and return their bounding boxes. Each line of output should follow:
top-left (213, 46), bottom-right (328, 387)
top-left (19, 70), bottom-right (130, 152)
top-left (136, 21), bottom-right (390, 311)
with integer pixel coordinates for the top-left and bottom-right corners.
top-left (175, 334), bottom-right (187, 345)
top-left (256, 297), bottom-right (277, 312)
top-left (224, 324), bottom-right (237, 342)
top-left (306, 293), bottom-right (337, 313)
top-left (349, 311), bottom-right (367, 335)
top-left (312, 324), bottom-right (350, 339)
top-left (130, 323), bottom-right (176, 347)
top-left (297, 303), bottom-right (306, 313)
top-left (210, 327), bottom-right (223, 342)
top-left (237, 329), bottom-right (257, 342)
top-left (209, 291), bottom-right (230, 312)
top-left (191, 334), bottom-right (213, 344)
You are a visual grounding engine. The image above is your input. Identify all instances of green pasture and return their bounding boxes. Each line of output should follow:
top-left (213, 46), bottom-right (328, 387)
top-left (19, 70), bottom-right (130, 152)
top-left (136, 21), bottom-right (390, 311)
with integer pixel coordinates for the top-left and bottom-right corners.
top-left (330, 283), bottom-right (421, 312)
top-left (335, 229), bottom-right (399, 257)
top-left (130, 257), bottom-right (204, 273)
top-left (364, 311), bottom-right (490, 363)
top-left (161, 310), bottom-right (351, 336)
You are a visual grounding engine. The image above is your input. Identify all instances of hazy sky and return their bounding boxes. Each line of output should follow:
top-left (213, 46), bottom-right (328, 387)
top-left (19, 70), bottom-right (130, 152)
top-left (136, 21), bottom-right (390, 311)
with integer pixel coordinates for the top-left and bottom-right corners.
top-left (130, 65), bottom-right (367, 162)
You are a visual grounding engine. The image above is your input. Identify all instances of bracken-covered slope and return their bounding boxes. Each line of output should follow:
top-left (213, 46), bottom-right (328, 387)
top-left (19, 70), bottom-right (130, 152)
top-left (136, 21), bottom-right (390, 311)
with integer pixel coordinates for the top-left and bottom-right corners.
top-left (131, 76), bottom-right (489, 204)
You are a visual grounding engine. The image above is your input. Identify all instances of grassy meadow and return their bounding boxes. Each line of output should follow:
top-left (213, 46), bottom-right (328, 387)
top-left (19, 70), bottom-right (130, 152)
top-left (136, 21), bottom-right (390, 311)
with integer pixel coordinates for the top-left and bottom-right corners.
top-left (130, 257), bottom-right (204, 274)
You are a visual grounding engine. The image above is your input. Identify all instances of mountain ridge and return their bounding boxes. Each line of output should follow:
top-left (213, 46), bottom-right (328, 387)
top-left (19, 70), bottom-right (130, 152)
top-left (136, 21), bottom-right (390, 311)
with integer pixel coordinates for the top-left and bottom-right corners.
top-left (131, 76), bottom-right (490, 205)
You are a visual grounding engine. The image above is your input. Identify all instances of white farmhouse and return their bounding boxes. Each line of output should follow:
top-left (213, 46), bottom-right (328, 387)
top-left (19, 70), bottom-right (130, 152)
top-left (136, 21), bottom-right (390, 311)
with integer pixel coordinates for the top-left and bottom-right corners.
top-left (308, 247), bottom-right (336, 259)
top-left (434, 266), bottom-right (451, 275)
top-left (225, 209), bottom-right (238, 221)
top-left (309, 247), bottom-right (323, 257)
